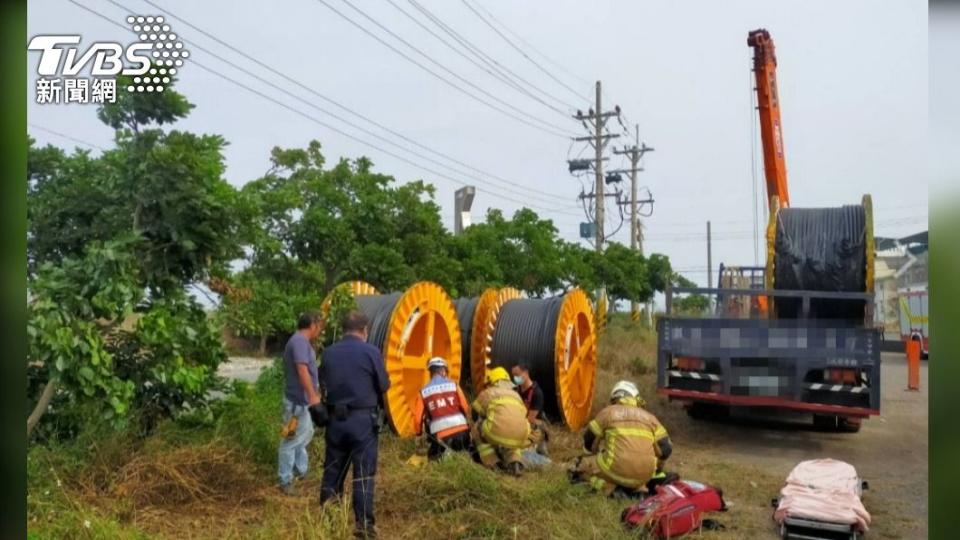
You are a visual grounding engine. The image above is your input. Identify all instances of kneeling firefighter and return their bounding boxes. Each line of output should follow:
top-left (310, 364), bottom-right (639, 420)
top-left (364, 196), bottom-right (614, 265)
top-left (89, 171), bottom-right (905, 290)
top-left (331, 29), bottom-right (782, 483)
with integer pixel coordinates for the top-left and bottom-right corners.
top-left (570, 381), bottom-right (673, 496)
top-left (471, 367), bottom-right (530, 476)
top-left (412, 357), bottom-right (472, 460)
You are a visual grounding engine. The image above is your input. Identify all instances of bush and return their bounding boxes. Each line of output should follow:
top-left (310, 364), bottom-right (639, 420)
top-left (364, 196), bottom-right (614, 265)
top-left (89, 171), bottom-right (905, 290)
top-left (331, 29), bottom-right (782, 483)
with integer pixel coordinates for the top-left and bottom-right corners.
top-left (215, 359), bottom-right (284, 468)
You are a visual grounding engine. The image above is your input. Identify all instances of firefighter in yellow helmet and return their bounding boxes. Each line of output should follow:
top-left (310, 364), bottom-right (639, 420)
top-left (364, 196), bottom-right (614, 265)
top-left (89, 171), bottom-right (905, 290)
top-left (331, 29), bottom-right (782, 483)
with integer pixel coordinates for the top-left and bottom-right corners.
top-left (470, 366), bottom-right (531, 476)
top-left (569, 380), bottom-right (673, 496)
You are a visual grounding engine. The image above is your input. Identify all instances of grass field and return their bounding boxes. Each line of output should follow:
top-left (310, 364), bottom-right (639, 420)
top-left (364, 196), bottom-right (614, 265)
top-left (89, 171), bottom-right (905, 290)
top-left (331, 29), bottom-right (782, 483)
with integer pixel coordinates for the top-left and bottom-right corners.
top-left (25, 316), bottom-right (825, 539)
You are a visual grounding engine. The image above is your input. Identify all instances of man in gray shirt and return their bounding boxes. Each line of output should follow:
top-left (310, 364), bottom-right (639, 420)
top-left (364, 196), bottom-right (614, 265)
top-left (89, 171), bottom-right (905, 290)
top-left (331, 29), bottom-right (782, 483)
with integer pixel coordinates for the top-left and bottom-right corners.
top-left (278, 311), bottom-right (324, 495)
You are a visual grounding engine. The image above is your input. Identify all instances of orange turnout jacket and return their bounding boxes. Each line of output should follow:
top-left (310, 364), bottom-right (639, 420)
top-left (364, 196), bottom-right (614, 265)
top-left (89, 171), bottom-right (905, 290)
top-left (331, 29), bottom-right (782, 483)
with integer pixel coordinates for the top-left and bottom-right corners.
top-left (472, 383), bottom-right (530, 449)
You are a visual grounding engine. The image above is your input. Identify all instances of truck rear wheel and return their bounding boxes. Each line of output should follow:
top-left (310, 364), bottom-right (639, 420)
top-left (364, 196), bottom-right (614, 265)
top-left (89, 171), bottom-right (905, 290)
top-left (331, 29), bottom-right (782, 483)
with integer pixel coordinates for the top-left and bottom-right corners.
top-left (687, 402), bottom-right (730, 420)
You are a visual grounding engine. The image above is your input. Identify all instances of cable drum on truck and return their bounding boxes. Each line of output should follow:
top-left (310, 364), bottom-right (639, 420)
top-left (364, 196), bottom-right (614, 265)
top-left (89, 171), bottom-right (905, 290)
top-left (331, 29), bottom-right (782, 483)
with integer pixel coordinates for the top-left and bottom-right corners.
top-left (489, 288), bottom-right (597, 430)
top-left (769, 195), bottom-right (874, 320)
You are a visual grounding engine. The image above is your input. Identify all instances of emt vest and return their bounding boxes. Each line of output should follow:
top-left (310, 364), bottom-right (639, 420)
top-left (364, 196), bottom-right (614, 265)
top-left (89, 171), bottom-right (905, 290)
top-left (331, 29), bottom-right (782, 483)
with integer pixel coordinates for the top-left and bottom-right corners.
top-left (420, 378), bottom-right (468, 435)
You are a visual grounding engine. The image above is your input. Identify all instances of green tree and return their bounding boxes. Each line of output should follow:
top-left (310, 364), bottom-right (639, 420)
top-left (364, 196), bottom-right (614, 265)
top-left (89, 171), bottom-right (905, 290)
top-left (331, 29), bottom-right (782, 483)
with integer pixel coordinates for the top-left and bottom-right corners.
top-left (27, 80), bottom-right (240, 438)
top-left (28, 76), bottom-right (242, 293)
top-left (240, 141), bottom-right (455, 294)
top-left (450, 208), bottom-right (566, 297)
top-left (27, 240), bottom-right (140, 438)
top-left (215, 268), bottom-right (319, 355)
top-left (671, 273), bottom-right (711, 314)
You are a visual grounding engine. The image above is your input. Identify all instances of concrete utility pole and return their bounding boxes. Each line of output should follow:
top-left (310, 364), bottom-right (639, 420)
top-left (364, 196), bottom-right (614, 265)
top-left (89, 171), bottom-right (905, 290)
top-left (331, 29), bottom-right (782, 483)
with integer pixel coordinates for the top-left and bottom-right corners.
top-left (573, 81), bottom-right (620, 253)
top-left (612, 124), bottom-right (655, 323)
top-left (707, 220), bottom-right (713, 289)
top-left (593, 82), bottom-right (604, 252)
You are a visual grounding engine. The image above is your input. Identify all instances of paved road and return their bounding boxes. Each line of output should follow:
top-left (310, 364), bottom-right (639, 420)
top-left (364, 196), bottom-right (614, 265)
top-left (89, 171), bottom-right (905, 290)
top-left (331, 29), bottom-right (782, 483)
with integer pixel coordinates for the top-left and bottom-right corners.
top-left (218, 356), bottom-right (273, 383)
top-left (668, 352), bottom-right (928, 538)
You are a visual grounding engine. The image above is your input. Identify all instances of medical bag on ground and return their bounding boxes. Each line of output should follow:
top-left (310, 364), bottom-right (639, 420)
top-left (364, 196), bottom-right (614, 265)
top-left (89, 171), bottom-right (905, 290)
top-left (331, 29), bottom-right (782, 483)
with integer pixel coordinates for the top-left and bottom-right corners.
top-left (621, 479), bottom-right (727, 538)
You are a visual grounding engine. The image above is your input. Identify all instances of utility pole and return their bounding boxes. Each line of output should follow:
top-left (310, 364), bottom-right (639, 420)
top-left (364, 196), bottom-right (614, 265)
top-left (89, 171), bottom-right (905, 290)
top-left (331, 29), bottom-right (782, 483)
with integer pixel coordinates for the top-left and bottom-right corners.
top-left (593, 82), bottom-right (604, 252)
top-left (612, 124), bottom-right (655, 323)
top-left (573, 81), bottom-right (620, 252)
top-left (707, 220), bottom-right (713, 289)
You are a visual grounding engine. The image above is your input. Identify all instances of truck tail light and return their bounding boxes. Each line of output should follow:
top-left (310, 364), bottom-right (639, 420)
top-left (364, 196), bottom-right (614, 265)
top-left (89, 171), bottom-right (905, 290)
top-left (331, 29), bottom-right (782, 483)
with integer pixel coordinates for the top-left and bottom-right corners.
top-left (825, 369), bottom-right (858, 385)
top-left (676, 357), bottom-right (704, 371)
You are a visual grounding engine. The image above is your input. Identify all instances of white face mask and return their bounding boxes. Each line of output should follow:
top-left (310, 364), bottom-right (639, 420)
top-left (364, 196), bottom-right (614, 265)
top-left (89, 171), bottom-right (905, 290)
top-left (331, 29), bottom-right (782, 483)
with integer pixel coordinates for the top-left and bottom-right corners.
top-left (512, 375), bottom-right (525, 386)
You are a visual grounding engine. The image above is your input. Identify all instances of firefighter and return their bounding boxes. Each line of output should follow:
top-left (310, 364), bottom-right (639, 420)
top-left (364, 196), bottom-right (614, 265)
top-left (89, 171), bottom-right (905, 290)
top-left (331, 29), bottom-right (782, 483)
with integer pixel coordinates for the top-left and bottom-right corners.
top-left (412, 357), bottom-right (472, 460)
top-left (569, 380), bottom-right (673, 496)
top-left (471, 367), bottom-right (531, 476)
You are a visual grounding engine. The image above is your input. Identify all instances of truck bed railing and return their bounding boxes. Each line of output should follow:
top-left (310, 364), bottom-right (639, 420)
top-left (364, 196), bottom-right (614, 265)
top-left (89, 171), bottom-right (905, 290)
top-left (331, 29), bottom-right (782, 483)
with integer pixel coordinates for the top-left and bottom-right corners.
top-left (665, 286), bottom-right (875, 321)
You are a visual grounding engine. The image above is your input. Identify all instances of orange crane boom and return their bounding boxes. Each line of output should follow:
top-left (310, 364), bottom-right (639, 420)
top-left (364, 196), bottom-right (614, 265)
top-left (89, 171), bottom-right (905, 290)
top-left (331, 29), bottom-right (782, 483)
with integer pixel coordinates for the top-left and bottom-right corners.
top-left (748, 29), bottom-right (790, 209)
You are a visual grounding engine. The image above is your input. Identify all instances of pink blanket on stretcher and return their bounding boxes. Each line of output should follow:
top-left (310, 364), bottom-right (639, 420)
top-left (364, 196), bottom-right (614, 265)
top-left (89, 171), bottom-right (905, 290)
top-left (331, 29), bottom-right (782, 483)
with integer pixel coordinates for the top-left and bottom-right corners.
top-left (773, 458), bottom-right (871, 532)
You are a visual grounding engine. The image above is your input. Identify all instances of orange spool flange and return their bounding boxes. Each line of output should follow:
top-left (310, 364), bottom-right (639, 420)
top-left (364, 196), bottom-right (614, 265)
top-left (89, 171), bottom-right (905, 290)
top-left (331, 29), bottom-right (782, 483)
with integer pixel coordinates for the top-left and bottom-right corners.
top-left (470, 287), bottom-right (522, 392)
top-left (320, 280), bottom-right (378, 322)
top-left (360, 281), bottom-right (461, 438)
top-left (554, 289), bottom-right (598, 430)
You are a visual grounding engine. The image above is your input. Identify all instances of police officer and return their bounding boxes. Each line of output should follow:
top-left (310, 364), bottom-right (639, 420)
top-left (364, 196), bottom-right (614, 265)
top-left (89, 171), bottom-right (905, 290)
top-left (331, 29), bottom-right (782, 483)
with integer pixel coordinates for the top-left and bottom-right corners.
top-left (319, 310), bottom-right (390, 538)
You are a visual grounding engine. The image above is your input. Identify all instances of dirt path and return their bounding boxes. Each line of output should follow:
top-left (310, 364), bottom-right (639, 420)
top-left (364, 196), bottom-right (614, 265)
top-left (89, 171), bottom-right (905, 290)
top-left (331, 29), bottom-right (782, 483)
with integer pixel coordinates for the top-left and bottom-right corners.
top-left (660, 352), bottom-right (927, 538)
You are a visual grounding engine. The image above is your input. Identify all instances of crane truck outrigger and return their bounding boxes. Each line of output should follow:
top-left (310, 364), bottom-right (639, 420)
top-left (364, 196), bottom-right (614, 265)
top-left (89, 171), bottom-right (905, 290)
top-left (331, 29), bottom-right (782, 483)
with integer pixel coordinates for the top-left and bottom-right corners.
top-left (656, 29), bottom-right (880, 432)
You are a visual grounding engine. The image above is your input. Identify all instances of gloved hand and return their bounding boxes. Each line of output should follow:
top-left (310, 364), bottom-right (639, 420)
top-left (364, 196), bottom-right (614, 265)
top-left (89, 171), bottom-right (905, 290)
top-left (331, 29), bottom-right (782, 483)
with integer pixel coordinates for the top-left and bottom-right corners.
top-left (308, 403), bottom-right (329, 428)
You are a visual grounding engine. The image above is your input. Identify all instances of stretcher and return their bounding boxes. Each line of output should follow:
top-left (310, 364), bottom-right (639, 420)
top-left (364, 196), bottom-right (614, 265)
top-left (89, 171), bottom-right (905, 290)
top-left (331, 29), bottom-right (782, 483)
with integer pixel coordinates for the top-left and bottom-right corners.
top-left (772, 459), bottom-right (870, 540)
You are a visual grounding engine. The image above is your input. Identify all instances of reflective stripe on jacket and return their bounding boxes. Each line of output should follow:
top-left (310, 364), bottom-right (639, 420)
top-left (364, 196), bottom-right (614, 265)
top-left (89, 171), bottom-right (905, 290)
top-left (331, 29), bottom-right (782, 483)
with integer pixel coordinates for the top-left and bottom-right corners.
top-left (472, 383), bottom-right (530, 449)
top-left (413, 376), bottom-right (470, 438)
top-left (587, 403), bottom-right (669, 488)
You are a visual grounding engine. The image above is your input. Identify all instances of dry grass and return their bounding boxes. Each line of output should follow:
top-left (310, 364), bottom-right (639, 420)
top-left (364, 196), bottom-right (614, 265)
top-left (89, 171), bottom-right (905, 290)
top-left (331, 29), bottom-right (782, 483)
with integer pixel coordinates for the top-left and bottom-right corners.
top-left (26, 317), bottom-right (802, 539)
top-left (106, 440), bottom-right (263, 507)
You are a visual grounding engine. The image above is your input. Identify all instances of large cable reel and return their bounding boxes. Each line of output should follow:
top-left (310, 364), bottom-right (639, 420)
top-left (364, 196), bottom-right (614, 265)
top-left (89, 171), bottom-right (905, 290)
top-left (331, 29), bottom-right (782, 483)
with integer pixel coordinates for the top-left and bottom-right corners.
top-left (454, 287), bottom-right (523, 392)
top-left (322, 281), bottom-right (461, 438)
top-left (765, 194), bottom-right (875, 320)
top-left (488, 288), bottom-right (598, 430)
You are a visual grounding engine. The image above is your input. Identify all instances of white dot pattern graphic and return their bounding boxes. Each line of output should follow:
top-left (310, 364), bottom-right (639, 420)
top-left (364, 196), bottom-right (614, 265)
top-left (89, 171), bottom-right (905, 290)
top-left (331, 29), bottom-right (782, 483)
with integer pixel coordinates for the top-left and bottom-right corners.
top-left (125, 14), bottom-right (188, 93)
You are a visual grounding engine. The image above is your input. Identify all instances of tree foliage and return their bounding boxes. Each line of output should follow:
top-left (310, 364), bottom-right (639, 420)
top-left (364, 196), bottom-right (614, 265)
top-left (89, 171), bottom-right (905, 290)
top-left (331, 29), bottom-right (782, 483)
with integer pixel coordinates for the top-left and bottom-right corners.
top-left (27, 240), bottom-right (140, 437)
top-left (27, 82), bottom-right (238, 439)
top-left (28, 76), bottom-right (242, 293)
top-left (240, 142), bottom-right (453, 293)
top-left (671, 273), bottom-right (711, 314)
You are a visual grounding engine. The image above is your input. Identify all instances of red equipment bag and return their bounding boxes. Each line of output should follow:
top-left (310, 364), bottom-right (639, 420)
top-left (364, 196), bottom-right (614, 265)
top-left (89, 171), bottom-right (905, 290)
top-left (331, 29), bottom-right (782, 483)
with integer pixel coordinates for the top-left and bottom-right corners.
top-left (621, 480), bottom-right (727, 538)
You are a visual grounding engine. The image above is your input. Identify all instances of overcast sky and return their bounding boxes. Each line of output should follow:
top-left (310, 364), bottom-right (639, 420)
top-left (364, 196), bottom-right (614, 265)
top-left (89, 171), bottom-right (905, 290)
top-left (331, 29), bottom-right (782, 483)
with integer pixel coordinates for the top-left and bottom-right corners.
top-left (28, 0), bottom-right (928, 288)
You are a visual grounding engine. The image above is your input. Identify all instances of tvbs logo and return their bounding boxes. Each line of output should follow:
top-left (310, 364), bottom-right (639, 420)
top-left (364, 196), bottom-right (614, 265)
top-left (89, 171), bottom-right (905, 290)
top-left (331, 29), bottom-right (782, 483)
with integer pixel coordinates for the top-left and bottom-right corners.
top-left (28, 35), bottom-right (152, 77)
top-left (29, 15), bottom-right (189, 104)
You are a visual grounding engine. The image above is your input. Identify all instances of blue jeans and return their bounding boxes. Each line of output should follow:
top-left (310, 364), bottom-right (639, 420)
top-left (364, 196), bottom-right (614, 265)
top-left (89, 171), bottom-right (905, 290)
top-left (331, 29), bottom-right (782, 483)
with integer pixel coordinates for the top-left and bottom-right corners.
top-left (278, 398), bottom-right (315, 485)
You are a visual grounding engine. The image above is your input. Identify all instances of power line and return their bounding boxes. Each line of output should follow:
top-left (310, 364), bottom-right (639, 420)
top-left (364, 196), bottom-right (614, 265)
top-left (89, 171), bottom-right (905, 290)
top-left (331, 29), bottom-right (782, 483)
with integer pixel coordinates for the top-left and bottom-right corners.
top-left (459, 0), bottom-right (589, 103)
top-left (312, 0), bottom-right (574, 138)
top-left (380, 0), bottom-right (569, 116)
top-left (28, 123), bottom-right (108, 151)
top-left (467, 0), bottom-right (593, 90)
top-left (403, 0), bottom-right (579, 111)
top-left (124, 0), bottom-right (578, 206)
top-left (65, 0), bottom-right (584, 219)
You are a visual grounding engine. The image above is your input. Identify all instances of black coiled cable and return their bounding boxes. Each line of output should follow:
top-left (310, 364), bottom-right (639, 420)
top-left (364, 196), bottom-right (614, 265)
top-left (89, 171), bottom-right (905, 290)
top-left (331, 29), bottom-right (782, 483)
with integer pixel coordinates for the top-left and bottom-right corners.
top-left (773, 205), bottom-right (867, 320)
top-left (454, 297), bottom-right (479, 387)
top-left (356, 293), bottom-right (403, 351)
top-left (489, 297), bottom-right (564, 419)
